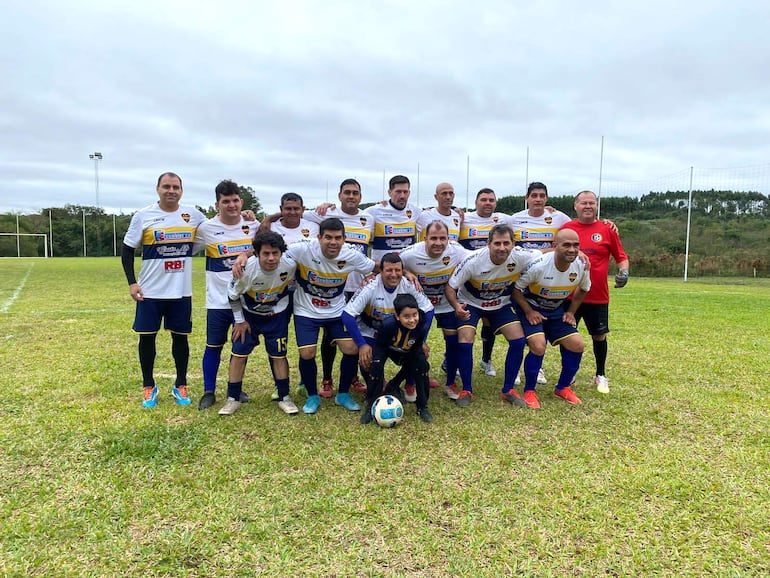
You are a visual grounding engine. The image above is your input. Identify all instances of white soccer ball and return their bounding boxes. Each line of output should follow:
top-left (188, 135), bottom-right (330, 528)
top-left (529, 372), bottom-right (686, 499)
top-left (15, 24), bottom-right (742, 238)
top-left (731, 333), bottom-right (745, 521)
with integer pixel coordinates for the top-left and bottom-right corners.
top-left (371, 395), bottom-right (404, 428)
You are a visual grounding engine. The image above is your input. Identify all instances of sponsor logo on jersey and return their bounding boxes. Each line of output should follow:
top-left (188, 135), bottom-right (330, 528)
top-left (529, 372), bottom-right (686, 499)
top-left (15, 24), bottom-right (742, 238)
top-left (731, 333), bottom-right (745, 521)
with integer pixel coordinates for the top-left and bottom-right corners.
top-left (216, 242), bottom-right (252, 255)
top-left (181, 213), bottom-right (191, 223)
top-left (480, 280), bottom-right (511, 291)
top-left (522, 231), bottom-right (552, 240)
top-left (346, 231), bottom-right (369, 242)
top-left (384, 225), bottom-right (414, 235)
top-left (307, 271), bottom-right (343, 285)
top-left (466, 228), bottom-right (486, 237)
top-left (538, 287), bottom-right (571, 299)
top-left (241, 225), bottom-right (251, 234)
top-left (154, 230), bottom-right (193, 242)
top-left (420, 272), bottom-right (450, 284)
top-left (592, 233), bottom-right (603, 242)
top-left (164, 259), bottom-right (184, 271)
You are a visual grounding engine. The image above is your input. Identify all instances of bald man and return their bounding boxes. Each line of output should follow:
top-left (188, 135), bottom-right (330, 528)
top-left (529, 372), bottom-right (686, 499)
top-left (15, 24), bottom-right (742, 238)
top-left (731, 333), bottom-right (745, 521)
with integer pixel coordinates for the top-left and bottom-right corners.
top-left (512, 229), bottom-right (591, 408)
top-left (416, 182), bottom-right (461, 242)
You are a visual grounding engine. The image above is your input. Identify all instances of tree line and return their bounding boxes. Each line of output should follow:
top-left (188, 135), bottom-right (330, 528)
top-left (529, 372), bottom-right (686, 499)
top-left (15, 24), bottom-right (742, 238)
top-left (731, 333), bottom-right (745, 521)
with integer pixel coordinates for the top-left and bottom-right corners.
top-left (2, 189), bottom-right (769, 277)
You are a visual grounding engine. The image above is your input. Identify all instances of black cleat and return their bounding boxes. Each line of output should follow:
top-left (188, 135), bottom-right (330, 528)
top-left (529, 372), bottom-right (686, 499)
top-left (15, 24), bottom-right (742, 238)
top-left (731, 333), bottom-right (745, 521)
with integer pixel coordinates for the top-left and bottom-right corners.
top-left (198, 392), bottom-right (216, 410)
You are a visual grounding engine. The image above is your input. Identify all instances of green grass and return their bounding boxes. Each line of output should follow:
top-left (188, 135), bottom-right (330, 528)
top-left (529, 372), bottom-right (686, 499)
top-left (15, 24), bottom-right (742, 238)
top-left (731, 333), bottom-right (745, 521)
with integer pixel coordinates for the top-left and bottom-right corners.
top-left (1, 258), bottom-right (769, 576)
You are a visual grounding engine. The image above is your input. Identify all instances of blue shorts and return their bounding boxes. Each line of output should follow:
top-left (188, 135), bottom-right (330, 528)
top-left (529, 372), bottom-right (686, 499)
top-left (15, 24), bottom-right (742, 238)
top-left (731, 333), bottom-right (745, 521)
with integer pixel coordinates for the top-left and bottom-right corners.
top-left (133, 297), bottom-right (192, 334)
top-left (294, 315), bottom-right (351, 350)
top-left (206, 309), bottom-right (234, 347)
top-left (231, 309), bottom-right (290, 358)
top-left (517, 306), bottom-right (579, 345)
top-left (458, 304), bottom-right (520, 334)
top-left (435, 311), bottom-right (459, 331)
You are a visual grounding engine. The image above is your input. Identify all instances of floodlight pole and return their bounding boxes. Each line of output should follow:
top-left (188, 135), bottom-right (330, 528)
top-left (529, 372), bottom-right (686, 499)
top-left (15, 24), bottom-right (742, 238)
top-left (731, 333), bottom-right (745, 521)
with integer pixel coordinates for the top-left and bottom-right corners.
top-left (416, 162), bottom-right (420, 207)
top-left (89, 152), bottom-right (102, 208)
top-left (597, 136), bottom-right (604, 219)
top-left (524, 146), bottom-right (529, 209)
top-left (82, 209), bottom-right (87, 257)
top-left (684, 166), bottom-right (694, 282)
top-left (465, 154), bottom-right (470, 211)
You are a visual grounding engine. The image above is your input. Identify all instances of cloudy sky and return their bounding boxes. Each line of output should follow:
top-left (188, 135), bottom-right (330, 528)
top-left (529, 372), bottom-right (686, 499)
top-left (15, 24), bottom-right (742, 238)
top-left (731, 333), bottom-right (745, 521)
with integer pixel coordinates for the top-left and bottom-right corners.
top-left (2, 0), bottom-right (769, 215)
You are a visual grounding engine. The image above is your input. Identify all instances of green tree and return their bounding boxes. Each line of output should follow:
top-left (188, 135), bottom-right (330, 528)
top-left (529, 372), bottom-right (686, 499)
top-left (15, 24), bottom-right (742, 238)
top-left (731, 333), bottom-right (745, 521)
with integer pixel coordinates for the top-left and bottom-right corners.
top-left (238, 185), bottom-right (263, 217)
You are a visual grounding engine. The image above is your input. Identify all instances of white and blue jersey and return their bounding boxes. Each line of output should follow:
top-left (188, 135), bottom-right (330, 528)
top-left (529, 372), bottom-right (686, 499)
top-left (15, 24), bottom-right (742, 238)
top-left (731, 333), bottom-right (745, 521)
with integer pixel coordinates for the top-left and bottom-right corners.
top-left (194, 216), bottom-right (258, 309)
top-left (123, 202), bottom-right (206, 299)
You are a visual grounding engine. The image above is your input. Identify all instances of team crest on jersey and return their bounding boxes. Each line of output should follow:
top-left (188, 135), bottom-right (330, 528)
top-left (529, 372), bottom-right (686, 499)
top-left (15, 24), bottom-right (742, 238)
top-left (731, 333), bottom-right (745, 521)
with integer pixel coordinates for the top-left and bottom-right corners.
top-left (569, 272), bottom-right (577, 282)
top-left (181, 213), bottom-right (191, 223)
top-left (407, 339), bottom-right (416, 347)
top-left (442, 256), bottom-right (451, 266)
top-left (302, 229), bottom-right (310, 237)
top-left (241, 225), bottom-right (250, 234)
top-left (280, 272), bottom-right (288, 281)
top-left (592, 233), bottom-right (603, 242)
top-left (506, 263), bottom-right (516, 272)
top-left (406, 210), bottom-right (413, 218)
top-left (453, 218), bottom-right (459, 226)
top-left (493, 216), bottom-right (499, 223)
top-left (359, 217), bottom-right (368, 226)
top-left (336, 260), bottom-right (347, 269)
top-left (544, 216), bottom-right (553, 224)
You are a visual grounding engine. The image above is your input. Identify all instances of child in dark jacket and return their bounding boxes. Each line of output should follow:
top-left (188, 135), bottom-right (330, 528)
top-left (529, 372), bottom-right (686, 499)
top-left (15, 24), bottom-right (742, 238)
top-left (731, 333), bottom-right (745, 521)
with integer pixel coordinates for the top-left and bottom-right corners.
top-left (361, 293), bottom-right (433, 423)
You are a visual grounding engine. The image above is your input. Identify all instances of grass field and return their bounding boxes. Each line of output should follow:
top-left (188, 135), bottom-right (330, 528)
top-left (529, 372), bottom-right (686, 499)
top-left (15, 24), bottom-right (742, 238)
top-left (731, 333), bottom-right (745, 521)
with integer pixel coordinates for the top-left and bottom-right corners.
top-left (1, 258), bottom-right (769, 576)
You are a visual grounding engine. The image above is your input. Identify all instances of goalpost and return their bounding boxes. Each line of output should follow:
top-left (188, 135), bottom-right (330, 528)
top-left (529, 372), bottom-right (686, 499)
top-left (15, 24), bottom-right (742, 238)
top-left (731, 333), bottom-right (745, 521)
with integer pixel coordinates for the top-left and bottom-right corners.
top-left (0, 233), bottom-right (49, 258)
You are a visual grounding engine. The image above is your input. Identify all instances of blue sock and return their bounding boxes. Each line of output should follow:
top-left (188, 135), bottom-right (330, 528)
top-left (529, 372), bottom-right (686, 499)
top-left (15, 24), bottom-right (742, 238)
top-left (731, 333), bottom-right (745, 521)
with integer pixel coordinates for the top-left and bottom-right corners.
top-left (503, 337), bottom-right (526, 391)
top-left (444, 334), bottom-right (459, 386)
top-left (276, 377), bottom-right (289, 399)
top-left (226, 380), bottom-right (242, 400)
top-left (458, 342), bottom-right (473, 392)
top-left (339, 354), bottom-right (357, 394)
top-left (298, 357), bottom-right (318, 396)
top-left (523, 352), bottom-right (544, 391)
top-left (557, 347), bottom-right (582, 389)
top-left (202, 346), bottom-right (222, 392)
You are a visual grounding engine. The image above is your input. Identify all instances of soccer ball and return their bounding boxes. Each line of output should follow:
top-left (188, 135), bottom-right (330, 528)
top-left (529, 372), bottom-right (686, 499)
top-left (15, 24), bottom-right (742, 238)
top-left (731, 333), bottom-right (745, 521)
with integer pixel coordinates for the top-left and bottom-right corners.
top-left (371, 395), bottom-right (404, 428)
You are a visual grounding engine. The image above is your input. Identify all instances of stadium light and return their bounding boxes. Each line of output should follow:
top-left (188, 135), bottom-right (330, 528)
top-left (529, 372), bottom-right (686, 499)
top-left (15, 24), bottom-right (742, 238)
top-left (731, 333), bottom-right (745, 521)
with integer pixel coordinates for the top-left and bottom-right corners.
top-left (89, 152), bottom-right (103, 208)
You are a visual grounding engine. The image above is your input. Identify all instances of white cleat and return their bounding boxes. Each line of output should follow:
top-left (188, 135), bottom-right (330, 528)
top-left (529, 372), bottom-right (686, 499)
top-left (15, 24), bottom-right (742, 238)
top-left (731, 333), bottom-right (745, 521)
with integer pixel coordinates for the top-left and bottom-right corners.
top-left (278, 396), bottom-right (300, 415)
top-left (537, 368), bottom-right (547, 384)
top-left (479, 360), bottom-right (497, 377)
top-left (594, 375), bottom-right (610, 394)
top-left (218, 397), bottom-right (242, 416)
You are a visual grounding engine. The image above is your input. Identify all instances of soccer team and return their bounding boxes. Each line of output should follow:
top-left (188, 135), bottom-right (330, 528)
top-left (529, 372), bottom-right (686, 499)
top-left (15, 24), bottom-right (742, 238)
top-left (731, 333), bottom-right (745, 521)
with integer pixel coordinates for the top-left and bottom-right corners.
top-left (122, 173), bottom-right (629, 422)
